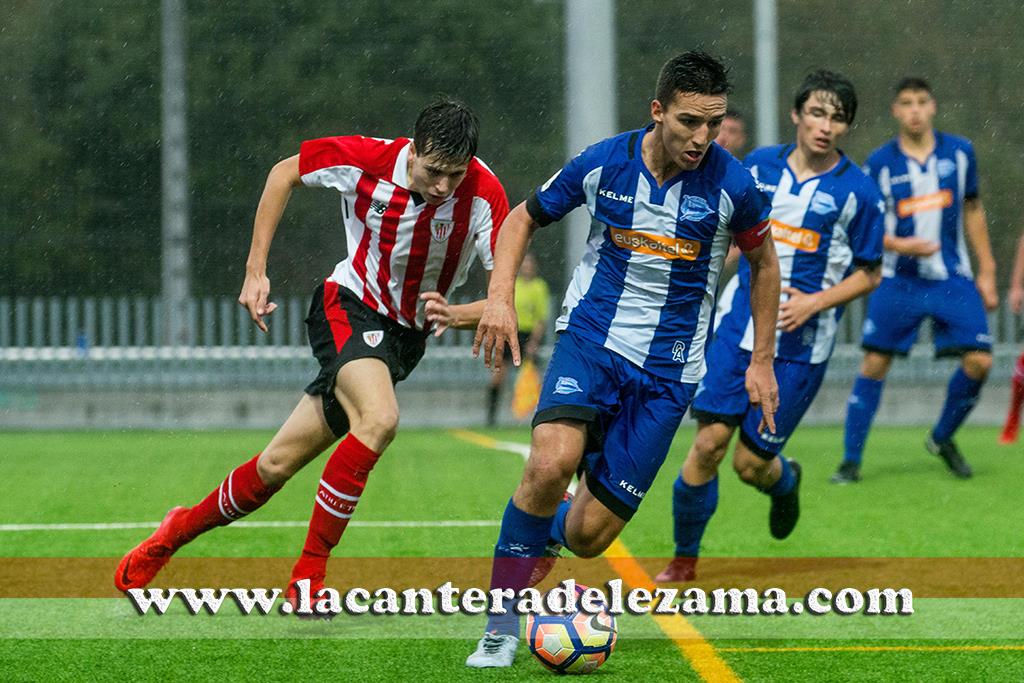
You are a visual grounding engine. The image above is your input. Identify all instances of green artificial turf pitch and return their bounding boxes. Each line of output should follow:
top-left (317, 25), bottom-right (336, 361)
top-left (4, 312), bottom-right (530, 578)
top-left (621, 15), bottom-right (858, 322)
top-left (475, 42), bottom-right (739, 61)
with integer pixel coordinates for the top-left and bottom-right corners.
top-left (1, 426), bottom-right (1023, 681)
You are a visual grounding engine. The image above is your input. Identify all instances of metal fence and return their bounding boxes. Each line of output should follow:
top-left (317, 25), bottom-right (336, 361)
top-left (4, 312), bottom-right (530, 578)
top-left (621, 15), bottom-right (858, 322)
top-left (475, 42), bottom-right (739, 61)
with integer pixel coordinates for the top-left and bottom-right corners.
top-left (0, 294), bottom-right (1021, 352)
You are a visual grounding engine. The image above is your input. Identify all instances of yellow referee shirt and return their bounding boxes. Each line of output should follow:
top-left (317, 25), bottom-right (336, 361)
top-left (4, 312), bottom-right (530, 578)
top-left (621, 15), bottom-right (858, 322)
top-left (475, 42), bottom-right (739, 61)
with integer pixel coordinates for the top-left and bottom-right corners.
top-left (514, 277), bottom-right (550, 334)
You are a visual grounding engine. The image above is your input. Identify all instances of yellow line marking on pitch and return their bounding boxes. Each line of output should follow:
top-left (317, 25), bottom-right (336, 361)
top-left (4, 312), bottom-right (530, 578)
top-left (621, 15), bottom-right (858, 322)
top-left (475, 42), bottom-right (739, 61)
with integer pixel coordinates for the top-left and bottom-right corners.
top-left (451, 429), bottom-right (740, 682)
top-left (717, 645), bottom-right (1024, 653)
top-left (605, 538), bottom-right (741, 682)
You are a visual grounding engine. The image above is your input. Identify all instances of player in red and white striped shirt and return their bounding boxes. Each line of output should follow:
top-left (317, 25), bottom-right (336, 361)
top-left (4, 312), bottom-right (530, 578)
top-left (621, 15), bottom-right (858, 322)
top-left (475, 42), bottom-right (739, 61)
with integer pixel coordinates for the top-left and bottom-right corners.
top-left (115, 100), bottom-right (509, 609)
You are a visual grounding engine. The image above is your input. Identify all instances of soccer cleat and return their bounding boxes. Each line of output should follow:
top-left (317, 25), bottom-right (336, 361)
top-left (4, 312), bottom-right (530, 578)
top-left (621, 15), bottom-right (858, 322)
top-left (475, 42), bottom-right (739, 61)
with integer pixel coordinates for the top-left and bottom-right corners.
top-left (925, 436), bottom-right (973, 479)
top-left (830, 462), bottom-right (861, 485)
top-left (466, 631), bottom-right (519, 668)
top-left (999, 414), bottom-right (1019, 445)
top-left (769, 459), bottom-right (801, 540)
top-left (654, 557), bottom-right (697, 583)
top-left (114, 506), bottom-right (189, 591)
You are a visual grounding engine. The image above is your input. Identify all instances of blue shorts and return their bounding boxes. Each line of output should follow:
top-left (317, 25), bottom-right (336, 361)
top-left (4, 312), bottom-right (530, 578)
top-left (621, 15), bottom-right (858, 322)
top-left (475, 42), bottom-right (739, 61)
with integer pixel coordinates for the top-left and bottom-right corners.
top-left (861, 276), bottom-right (992, 358)
top-left (533, 331), bottom-right (697, 521)
top-left (690, 338), bottom-right (827, 459)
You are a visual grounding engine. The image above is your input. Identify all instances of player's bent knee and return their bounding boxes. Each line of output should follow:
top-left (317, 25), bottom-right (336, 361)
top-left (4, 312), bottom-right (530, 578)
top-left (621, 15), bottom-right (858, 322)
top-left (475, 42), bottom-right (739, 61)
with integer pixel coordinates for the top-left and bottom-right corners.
top-left (691, 428), bottom-right (731, 470)
top-left (861, 352), bottom-right (892, 380)
top-left (962, 352), bottom-right (992, 380)
top-left (521, 457), bottom-right (577, 493)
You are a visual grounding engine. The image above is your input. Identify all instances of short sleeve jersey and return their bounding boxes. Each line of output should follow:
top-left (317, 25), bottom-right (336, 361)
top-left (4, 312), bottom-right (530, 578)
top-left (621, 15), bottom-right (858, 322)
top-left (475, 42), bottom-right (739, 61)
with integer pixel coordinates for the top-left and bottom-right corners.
top-left (864, 132), bottom-right (979, 281)
top-left (299, 135), bottom-right (509, 331)
top-left (715, 144), bottom-right (885, 364)
top-left (526, 128), bottom-right (771, 383)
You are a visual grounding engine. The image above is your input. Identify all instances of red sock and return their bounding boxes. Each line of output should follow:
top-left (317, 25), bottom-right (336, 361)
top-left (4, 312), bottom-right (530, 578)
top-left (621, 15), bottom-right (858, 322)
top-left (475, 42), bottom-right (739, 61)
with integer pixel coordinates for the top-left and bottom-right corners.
top-left (292, 435), bottom-right (381, 578)
top-left (178, 454), bottom-right (280, 546)
top-left (1005, 353), bottom-right (1024, 431)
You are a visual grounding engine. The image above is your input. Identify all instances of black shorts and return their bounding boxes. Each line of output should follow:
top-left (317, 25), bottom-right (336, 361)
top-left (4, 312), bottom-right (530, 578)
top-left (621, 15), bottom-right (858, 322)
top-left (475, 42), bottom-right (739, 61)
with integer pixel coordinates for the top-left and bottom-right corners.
top-left (304, 281), bottom-right (428, 437)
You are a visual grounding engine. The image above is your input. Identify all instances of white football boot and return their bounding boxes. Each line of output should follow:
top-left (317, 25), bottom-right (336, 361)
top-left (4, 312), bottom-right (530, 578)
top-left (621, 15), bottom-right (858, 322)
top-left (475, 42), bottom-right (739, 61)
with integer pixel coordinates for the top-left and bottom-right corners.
top-left (465, 631), bottom-right (519, 668)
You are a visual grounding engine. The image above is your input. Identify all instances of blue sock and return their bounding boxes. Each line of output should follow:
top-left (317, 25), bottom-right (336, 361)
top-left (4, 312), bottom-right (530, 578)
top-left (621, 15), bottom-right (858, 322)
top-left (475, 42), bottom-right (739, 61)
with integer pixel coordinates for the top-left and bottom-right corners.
top-left (843, 375), bottom-right (884, 465)
top-left (549, 497), bottom-right (571, 551)
top-left (932, 367), bottom-right (984, 442)
top-left (485, 499), bottom-right (554, 636)
top-left (672, 475), bottom-right (719, 558)
top-left (764, 455), bottom-right (794, 497)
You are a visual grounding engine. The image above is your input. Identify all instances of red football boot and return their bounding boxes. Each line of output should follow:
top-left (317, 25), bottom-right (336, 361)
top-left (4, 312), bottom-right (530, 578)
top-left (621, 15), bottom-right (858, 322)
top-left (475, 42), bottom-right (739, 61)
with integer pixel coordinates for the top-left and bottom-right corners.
top-left (654, 557), bottom-right (697, 583)
top-left (114, 506), bottom-right (189, 591)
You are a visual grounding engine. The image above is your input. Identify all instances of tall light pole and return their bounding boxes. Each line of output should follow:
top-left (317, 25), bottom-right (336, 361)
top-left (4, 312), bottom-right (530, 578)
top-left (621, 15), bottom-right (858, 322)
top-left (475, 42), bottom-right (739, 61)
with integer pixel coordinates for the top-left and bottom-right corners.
top-left (563, 0), bottom-right (617, 286)
top-left (754, 0), bottom-right (779, 146)
top-left (161, 0), bottom-right (191, 345)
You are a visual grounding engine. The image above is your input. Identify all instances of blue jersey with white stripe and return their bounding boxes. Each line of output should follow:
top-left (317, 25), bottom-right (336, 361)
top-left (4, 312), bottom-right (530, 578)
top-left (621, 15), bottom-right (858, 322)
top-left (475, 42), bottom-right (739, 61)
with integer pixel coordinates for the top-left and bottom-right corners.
top-left (866, 132), bottom-right (979, 281)
top-left (526, 126), bottom-right (771, 382)
top-left (715, 144), bottom-right (884, 364)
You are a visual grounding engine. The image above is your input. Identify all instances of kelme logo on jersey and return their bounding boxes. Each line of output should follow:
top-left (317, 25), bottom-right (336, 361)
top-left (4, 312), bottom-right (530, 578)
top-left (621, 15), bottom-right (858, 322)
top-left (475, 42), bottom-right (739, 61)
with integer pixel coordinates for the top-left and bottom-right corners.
top-left (363, 330), bottom-right (384, 348)
top-left (809, 191), bottom-right (838, 215)
top-left (609, 226), bottom-right (700, 260)
top-left (598, 188), bottom-right (634, 204)
top-left (554, 376), bottom-right (583, 395)
top-left (430, 218), bottom-right (454, 242)
top-left (770, 220), bottom-right (821, 252)
top-left (679, 195), bottom-right (714, 222)
top-left (896, 190), bottom-right (953, 218)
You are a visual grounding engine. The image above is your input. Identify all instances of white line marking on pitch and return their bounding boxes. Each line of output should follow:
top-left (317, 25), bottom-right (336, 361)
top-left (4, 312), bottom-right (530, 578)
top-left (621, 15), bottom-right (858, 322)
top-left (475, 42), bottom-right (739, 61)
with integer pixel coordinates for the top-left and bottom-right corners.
top-left (0, 520), bottom-right (501, 532)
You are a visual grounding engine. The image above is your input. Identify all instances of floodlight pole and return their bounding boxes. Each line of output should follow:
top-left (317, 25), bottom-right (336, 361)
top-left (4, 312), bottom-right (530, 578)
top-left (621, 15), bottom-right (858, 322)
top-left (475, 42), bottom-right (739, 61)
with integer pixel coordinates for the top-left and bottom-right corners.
top-left (563, 0), bottom-right (617, 286)
top-left (754, 0), bottom-right (779, 146)
top-left (161, 0), bottom-right (191, 345)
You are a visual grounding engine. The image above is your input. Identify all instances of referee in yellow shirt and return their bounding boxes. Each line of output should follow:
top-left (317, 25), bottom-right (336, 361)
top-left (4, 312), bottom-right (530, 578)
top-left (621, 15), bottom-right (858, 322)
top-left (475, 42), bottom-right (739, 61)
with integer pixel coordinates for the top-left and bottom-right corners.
top-left (488, 252), bottom-right (551, 426)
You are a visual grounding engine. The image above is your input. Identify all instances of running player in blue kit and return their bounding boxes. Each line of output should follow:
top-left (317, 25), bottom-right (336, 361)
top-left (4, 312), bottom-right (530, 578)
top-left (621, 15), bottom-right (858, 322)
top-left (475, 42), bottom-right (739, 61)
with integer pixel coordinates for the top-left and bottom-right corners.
top-left (833, 77), bottom-right (998, 483)
top-left (656, 70), bottom-right (885, 583)
top-left (465, 51), bottom-right (782, 668)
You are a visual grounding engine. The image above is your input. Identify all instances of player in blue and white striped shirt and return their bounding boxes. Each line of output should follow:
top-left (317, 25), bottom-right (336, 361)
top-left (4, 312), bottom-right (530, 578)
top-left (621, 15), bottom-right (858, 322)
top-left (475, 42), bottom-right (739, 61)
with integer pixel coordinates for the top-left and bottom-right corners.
top-left (466, 51), bottom-right (782, 668)
top-left (656, 70), bottom-right (885, 583)
top-left (835, 77), bottom-right (998, 483)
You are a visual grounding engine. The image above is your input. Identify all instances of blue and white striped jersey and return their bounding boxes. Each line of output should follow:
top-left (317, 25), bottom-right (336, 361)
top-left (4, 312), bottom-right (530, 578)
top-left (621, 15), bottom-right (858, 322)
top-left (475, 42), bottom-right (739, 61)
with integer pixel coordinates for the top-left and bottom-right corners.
top-left (866, 132), bottom-right (979, 281)
top-left (526, 126), bottom-right (771, 383)
top-left (715, 144), bottom-right (884, 364)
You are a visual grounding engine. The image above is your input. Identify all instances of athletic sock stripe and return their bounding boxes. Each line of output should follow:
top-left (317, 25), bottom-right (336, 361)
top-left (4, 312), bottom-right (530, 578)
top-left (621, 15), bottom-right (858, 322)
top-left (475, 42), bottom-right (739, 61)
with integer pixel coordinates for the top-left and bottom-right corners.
top-left (319, 478), bottom-right (360, 502)
top-left (226, 470), bottom-right (250, 516)
top-left (315, 496), bottom-right (353, 519)
top-left (216, 483), bottom-right (232, 521)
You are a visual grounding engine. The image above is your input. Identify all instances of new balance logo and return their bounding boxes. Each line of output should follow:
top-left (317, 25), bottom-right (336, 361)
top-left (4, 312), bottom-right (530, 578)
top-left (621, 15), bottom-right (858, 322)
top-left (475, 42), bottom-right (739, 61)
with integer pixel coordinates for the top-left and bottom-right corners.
top-left (370, 200), bottom-right (388, 215)
top-left (554, 376), bottom-right (583, 395)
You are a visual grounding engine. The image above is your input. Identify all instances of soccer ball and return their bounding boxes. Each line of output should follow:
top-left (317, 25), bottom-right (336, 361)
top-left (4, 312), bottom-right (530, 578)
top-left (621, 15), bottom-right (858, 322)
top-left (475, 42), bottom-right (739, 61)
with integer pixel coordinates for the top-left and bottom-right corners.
top-left (526, 587), bottom-right (617, 674)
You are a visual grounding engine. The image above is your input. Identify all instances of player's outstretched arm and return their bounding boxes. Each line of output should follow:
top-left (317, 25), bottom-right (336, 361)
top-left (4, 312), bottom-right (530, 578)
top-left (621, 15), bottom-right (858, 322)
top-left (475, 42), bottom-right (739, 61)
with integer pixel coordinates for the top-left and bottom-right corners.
top-left (964, 198), bottom-right (999, 311)
top-left (743, 237), bottom-right (781, 433)
top-left (239, 154), bottom-right (302, 332)
top-left (474, 201), bottom-right (538, 370)
top-left (420, 293), bottom-right (486, 336)
top-left (1009, 233), bottom-right (1024, 314)
top-left (777, 266), bottom-right (881, 333)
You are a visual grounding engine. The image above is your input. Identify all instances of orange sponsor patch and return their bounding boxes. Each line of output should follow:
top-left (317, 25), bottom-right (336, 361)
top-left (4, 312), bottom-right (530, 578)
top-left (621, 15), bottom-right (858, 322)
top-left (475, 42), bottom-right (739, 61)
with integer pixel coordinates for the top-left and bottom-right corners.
top-left (609, 226), bottom-right (701, 260)
top-left (770, 220), bottom-right (821, 252)
top-left (896, 189), bottom-right (953, 218)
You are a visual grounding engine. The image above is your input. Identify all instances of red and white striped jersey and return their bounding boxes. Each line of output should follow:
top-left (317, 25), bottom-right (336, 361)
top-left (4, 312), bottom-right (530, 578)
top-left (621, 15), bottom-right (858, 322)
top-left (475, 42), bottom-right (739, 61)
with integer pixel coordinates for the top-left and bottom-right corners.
top-left (299, 135), bottom-right (510, 331)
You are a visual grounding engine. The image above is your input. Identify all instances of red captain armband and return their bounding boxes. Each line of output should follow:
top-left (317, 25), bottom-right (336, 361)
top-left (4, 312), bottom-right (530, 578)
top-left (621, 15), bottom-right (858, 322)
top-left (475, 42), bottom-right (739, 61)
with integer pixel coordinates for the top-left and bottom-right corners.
top-left (734, 219), bottom-right (771, 252)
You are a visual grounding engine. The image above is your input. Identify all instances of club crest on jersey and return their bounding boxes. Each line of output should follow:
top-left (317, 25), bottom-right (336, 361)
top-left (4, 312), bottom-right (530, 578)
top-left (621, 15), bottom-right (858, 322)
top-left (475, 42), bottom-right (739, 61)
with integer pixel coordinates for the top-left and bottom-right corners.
top-left (809, 191), bottom-right (838, 215)
top-left (679, 195), bottom-right (714, 222)
top-left (363, 330), bottom-right (384, 348)
top-left (431, 219), bottom-right (454, 242)
top-left (554, 376), bottom-right (583, 395)
top-left (937, 158), bottom-right (957, 179)
top-left (672, 341), bottom-right (686, 363)
top-left (370, 200), bottom-right (388, 215)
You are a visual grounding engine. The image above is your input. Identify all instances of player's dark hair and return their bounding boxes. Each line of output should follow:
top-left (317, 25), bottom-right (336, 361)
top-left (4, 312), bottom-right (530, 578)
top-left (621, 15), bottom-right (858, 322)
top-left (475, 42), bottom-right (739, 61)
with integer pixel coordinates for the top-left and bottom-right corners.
top-left (894, 77), bottom-right (932, 98)
top-left (413, 98), bottom-right (479, 164)
top-left (725, 109), bottom-right (744, 121)
top-left (793, 70), bottom-right (858, 124)
top-left (656, 50), bottom-right (732, 104)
